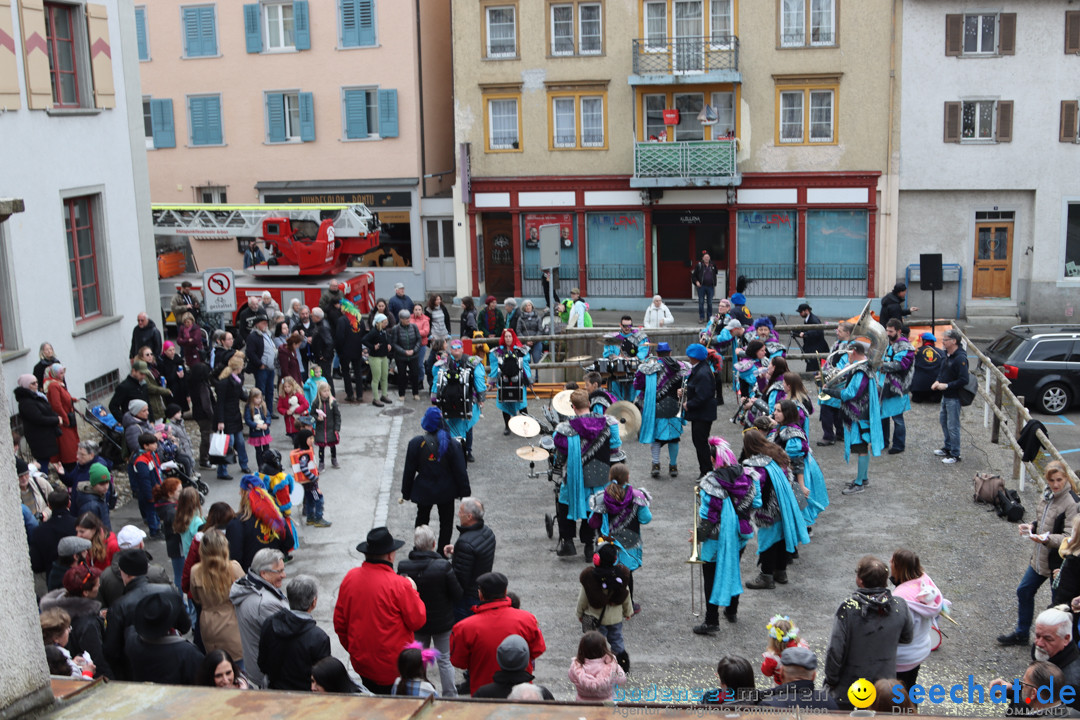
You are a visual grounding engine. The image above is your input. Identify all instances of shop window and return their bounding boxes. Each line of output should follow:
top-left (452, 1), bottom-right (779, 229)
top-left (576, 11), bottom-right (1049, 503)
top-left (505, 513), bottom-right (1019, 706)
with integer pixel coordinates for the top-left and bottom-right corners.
top-left (521, 214), bottom-right (578, 299)
top-left (736, 211), bottom-right (796, 295)
top-left (805, 210), bottom-right (867, 297)
top-left (1065, 203), bottom-right (1080, 279)
top-left (587, 212), bottom-right (645, 297)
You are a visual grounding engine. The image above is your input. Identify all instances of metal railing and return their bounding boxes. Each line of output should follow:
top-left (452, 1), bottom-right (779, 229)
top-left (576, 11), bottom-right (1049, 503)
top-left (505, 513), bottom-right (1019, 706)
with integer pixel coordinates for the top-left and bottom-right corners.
top-left (805, 263), bottom-right (867, 298)
top-left (587, 264), bottom-right (646, 297)
top-left (521, 266), bottom-right (578, 301)
top-left (632, 35), bottom-right (739, 75)
top-left (633, 140), bottom-right (737, 181)
top-left (735, 263), bottom-right (797, 296)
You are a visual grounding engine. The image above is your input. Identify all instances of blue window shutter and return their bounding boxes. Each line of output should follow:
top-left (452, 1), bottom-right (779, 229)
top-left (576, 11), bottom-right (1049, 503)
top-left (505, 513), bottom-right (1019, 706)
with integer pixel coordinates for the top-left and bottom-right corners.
top-left (344, 89), bottom-right (367, 139)
top-left (150, 98), bottom-right (175, 148)
top-left (357, 0), bottom-right (375, 46)
top-left (340, 0), bottom-right (358, 47)
top-left (189, 97), bottom-right (206, 145)
top-left (293, 1), bottom-right (310, 50)
top-left (182, 8), bottom-right (199, 56)
top-left (206, 96), bottom-right (223, 144)
top-left (135, 8), bottom-right (149, 60)
top-left (199, 6), bottom-right (218, 56)
top-left (243, 4), bottom-right (262, 53)
top-left (299, 92), bottom-right (315, 141)
top-left (266, 93), bottom-right (286, 142)
top-left (377, 88), bottom-right (398, 138)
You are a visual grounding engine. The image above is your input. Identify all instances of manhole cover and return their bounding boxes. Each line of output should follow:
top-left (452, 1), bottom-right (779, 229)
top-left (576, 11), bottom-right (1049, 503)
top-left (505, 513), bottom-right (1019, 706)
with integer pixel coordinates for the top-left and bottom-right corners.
top-left (380, 407), bottom-right (415, 417)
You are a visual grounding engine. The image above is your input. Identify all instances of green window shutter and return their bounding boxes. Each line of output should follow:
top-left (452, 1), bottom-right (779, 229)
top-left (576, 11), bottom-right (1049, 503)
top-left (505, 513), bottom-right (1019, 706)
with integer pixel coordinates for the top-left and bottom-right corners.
top-left (294, 1), bottom-right (310, 50)
top-left (266, 93), bottom-right (286, 142)
top-left (150, 98), bottom-right (175, 148)
top-left (299, 91), bottom-right (315, 141)
top-left (377, 88), bottom-right (398, 138)
top-left (344, 89), bottom-right (368, 138)
top-left (244, 4), bottom-right (262, 53)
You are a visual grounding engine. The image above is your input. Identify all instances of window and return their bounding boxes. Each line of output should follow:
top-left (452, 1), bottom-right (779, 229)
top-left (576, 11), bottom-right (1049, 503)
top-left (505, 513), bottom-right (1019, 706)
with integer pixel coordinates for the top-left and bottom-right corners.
top-left (485, 93), bottom-right (521, 151)
top-left (944, 99), bottom-right (1012, 143)
top-left (549, 91), bottom-right (606, 149)
top-left (1060, 101), bottom-right (1079, 143)
top-left (84, 369), bottom-right (120, 404)
top-left (780, 0), bottom-right (835, 47)
top-left (710, 90), bottom-right (735, 137)
top-left (187, 94), bottom-right (223, 146)
top-left (485, 5), bottom-right (517, 58)
top-left (552, 5), bottom-right (574, 54)
top-left (945, 13), bottom-right (1015, 56)
top-left (711, 0), bottom-right (733, 44)
top-left (1068, 12), bottom-right (1080, 55)
top-left (0, 223), bottom-right (15, 352)
top-left (1027, 341), bottom-right (1073, 363)
top-left (135, 6), bottom-right (150, 61)
top-left (1065, 203), bottom-right (1080, 279)
top-left (63, 196), bottom-right (101, 322)
top-left (644, 1), bottom-right (666, 49)
top-left (580, 4), bottom-right (602, 53)
top-left (342, 88), bottom-right (398, 139)
top-left (148, 98), bottom-right (176, 148)
top-left (550, 2), bottom-right (603, 56)
top-left (340, 0), bottom-right (375, 47)
top-left (674, 93), bottom-right (703, 141)
top-left (776, 83), bottom-right (836, 144)
top-left (181, 5), bottom-right (218, 57)
top-left (265, 2), bottom-right (294, 49)
top-left (245, 2), bottom-right (310, 53)
top-left (266, 91), bottom-right (314, 142)
top-left (142, 98), bottom-right (153, 148)
top-left (44, 3), bottom-right (79, 107)
top-left (644, 94), bottom-right (666, 139)
top-left (197, 186), bottom-right (228, 203)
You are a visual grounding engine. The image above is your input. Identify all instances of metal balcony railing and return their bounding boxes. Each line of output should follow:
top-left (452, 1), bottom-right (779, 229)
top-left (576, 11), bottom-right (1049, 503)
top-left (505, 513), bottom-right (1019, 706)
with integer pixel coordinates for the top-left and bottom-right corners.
top-left (632, 35), bottom-right (739, 75)
top-left (634, 139), bottom-right (738, 182)
top-left (805, 263), bottom-right (868, 298)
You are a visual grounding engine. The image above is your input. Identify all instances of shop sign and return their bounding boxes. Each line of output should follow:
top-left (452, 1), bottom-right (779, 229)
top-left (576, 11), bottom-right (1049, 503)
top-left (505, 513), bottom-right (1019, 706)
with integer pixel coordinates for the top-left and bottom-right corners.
top-left (525, 213), bottom-right (573, 248)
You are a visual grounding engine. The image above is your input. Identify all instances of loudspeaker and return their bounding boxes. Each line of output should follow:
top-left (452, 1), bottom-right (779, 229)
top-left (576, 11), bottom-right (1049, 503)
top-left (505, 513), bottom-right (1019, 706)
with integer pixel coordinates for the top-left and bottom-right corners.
top-left (538, 224), bottom-right (561, 270)
top-left (920, 253), bottom-right (943, 291)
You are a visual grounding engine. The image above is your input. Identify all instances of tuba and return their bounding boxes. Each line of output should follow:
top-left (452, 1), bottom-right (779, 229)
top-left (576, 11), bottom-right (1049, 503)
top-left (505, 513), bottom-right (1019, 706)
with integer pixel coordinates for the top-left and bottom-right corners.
top-left (817, 301), bottom-right (887, 401)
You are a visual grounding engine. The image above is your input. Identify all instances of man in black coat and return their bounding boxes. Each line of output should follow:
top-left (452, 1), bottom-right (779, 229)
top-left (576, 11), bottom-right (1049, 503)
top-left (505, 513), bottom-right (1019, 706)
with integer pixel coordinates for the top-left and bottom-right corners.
top-left (233, 295), bottom-right (263, 352)
top-left (125, 591), bottom-right (204, 685)
top-left (795, 303), bottom-right (830, 372)
top-left (335, 310), bottom-right (368, 402)
top-left (403, 408), bottom-right (471, 552)
top-left (759, 647), bottom-right (838, 711)
top-left (398, 525), bottom-right (463, 697)
top-left (129, 312), bottom-right (163, 360)
top-left (683, 343), bottom-right (718, 476)
top-left (258, 574), bottom-right (331, 691)
top-left (879, 282), bottom-right (918, 328)
top-left (29, 491), bottom-right (77, 575)
top-left (444, 497), bottom-right (495, 622)
top-left (108, 362), bottom-right (150, 424)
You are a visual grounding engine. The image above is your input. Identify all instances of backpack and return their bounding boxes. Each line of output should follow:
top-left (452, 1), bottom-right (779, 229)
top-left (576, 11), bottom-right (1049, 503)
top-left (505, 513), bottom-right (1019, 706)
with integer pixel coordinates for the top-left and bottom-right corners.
top-left (958, 371), bottom-right (979, 407)
top-left (973, 472), bottom-right (1005, 504)
top-left (994, 488), bottom-right (1025, 523)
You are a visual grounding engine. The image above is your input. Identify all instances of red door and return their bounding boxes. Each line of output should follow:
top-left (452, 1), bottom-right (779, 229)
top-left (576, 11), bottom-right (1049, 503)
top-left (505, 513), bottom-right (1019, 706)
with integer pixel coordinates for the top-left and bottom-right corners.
top-left (658, 225), bottom-right (693, 298)
top-left (482, 213), bottom-right (515, 298)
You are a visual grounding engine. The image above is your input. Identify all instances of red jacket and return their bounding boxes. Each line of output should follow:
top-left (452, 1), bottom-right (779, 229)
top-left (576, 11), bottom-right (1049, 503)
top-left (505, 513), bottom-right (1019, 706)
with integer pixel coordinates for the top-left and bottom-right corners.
top-left (450, 597), bottom-right (546, 694)
top-left (333, 561), bottom-right (426, 686)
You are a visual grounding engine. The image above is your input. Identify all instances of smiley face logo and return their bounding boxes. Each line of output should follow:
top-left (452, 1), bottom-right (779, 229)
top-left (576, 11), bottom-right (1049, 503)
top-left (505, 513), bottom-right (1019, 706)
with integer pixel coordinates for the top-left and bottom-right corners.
top-left (847, 678), bottom-right (877, 709)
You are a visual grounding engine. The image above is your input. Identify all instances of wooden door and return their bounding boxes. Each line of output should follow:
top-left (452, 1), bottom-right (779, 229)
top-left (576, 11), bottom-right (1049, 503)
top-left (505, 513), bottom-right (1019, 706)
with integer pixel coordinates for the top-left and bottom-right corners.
top-left (657, 225), bottom-right (693, 298)
top-left (973, 222), bottom-right (1012, 298)
top-left (482, 213), bottom-right (515, 298)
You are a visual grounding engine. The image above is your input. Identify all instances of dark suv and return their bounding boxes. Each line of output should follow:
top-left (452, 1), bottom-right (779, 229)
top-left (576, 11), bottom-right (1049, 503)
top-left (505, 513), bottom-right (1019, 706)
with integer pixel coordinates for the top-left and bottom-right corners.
top-left (984, 325), bottom-right (1080, 414)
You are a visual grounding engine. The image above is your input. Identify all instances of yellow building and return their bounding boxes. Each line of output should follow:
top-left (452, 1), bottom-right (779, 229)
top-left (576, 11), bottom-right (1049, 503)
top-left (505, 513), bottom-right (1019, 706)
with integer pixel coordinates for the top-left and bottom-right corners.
top-left (453, 0), bottom-right (899, 316)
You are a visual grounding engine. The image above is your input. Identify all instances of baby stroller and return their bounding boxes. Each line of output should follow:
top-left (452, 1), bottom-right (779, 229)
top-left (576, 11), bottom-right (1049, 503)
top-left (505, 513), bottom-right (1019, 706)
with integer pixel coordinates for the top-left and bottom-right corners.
top-left (83, 405), bottom-right (128, 468)
top-left (155, 430), bottom-right (210, 499)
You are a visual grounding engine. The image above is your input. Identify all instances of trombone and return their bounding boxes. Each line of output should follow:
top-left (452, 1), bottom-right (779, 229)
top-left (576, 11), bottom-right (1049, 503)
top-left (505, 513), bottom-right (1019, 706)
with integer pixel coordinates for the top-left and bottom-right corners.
top-left (688, 484), bottom-right (706, 616)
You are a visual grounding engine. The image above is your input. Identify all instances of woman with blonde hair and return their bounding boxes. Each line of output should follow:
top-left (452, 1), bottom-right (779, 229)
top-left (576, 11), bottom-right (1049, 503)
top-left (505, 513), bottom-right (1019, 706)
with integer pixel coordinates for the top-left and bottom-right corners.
top-left (190, 529), bottom-right (246, 669)
top-left (214, 352), bottom-right (250, 479)
top-left (1052, 514), bottom-right (1080, 642)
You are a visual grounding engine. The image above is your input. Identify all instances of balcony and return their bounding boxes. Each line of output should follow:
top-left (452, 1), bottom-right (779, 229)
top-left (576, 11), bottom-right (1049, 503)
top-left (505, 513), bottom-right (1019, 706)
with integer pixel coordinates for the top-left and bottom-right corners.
top-left (630, 36), bottom-right (740, 85)
top-left (631, 139), bottom-right (740, 188)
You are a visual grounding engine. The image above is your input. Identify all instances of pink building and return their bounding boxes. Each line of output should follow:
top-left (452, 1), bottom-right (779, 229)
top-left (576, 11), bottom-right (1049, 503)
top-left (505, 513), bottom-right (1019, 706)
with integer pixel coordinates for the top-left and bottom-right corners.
top-left (138, 0), bottom-right (456, 295)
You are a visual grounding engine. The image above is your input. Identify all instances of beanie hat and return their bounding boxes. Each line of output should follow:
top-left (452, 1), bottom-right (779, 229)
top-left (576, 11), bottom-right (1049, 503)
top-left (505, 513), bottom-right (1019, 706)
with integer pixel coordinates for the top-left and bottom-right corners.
top-left (730, 293), bottom-right (746, 305)
top-left (128, 399), bottom-right (148, 415)
top-left (16, 457), bottom-right (29, 476)
top-left (117, 548), bottom-right (149, 576)
top-left (17, 374), bottom-right (35, 389)
top-left (686, 343), bottom-right (708, 361)
top-left (496, 634), bottom-right (530, 672)
top-left (421, 407), bottom-right (443, 433)
top-left (373, 313), bottom-right (388, 326)
top-left (485, 295), bottom-right (496, 304)
top-left (88, 463), bottom-right (111, 487)
top-left (164, 403), bottom-right (182, 419)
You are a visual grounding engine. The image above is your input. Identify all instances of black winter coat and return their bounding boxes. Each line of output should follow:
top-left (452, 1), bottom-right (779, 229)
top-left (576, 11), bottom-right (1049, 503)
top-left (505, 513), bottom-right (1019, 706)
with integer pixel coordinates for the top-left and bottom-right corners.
top-left (799, 312), bottom-right (830, 353)
top-left (684, 361), bottom-right (718, 422)
top-left (362, 327), bottom-right (391, 357)
top-left (402, 433), bottom-right (470, 506)
top-left (398, 549), bottom-right (463, 634)
top-left (33, 355), bottom-right (61, 388)
top-left (473, 671), bottom-right (555, 699)
top-left (258, 609), bottom-right (331, 691)
top-left (234, 516), bottom-right (292, 572)
top-left (15, 386), bottom-right (60, 460)
top-left (103, 576), bottom-right (190, 680)
top-left (98, 550), bottom-right (171, 609)
top-left (29, 510), bottom-right (76, 574)
top-left (879, 292), bottom-right (912, 327)
top-left (937, 348), bottom-right (970, 399)
top-left (335, 315), bottom-right (368, 360)
top-left (125, 627), bottom-right (204, 685)
top-left (450, 520), bottom-right (496, 602)
top-left (39, 591), bottom-right (113, 679)
top-left (108, 375), bottom-right (149, 425)
top-left (188, 362), bottom-right (216, 421)
top-left (130, 320), bottom-right (163, 359)
top-left (214, 374), bottom-right (247, 434)
top-left (310, 319), bottom-right (335, 367)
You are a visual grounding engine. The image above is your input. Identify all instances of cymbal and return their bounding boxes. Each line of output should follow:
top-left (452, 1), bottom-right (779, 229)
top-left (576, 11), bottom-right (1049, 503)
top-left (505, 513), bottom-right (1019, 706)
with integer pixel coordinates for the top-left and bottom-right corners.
top-left (516, 445), bottom-right (549, 461)
top-left (551, 389), bottom-right (575, 417)
top-left (566, 355), bottom-right (592, 363)
top-left (607, 401), bottom-right (642, 439)
top-left (508, 415), bottom-right (540, 438)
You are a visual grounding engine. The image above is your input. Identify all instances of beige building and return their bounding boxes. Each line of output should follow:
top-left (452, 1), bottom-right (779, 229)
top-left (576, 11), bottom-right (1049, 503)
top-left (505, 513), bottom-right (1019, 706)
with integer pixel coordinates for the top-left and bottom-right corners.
top-left (453, 0), bottom-right (900, 316)
top-left (139, 0), bottom-right (457, 295)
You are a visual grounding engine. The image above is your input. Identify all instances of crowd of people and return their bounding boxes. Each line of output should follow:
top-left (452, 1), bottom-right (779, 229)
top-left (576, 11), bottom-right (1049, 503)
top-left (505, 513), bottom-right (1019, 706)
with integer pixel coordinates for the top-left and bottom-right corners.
top-left (13, 269), bottom-right (1078, 712)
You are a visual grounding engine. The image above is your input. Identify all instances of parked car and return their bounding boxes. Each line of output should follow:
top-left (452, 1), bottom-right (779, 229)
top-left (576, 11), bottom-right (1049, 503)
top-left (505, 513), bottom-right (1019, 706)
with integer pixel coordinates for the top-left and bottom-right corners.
top-left (984, 325), bottom-right (1080, 414)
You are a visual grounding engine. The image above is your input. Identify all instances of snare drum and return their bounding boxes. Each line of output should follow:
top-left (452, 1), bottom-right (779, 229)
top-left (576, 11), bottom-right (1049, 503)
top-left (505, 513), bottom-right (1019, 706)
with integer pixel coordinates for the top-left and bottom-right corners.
top-left (596, 358), bottom-right (611, 374)
top-left (539, 435), bottom-right (555, 451)
top-left (613, 358), bottom-right (628, 375)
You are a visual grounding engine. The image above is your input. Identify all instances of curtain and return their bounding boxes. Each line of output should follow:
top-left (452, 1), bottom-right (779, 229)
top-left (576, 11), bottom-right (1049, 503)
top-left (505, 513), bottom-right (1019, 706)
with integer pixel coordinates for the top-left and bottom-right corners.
top-left (581, 97), bottom-right (603, 146)
top-left (711, 0), bottom-right (732, 41)
top-left (554, 97), bottom-right (575, 146)
top-left (552, 5), bottom-right (573, 54)
top-left (782, 0), bottom-right (804, 45)
top-left (644, 94), bottom-right (666, 139)
top-left (580, 4), bottom-right (601, 53)
top-left (810, 0), bottom-right (833, 44)
top-left (675, 93), bottom-right (704, 141)
top-left (674, 1), bottom-right (703, 71)
top-left (487, 7), bottom-right (515, 56)
top-left (645, 1), bottom-right (666, 48)
top-left (780, 91), bottom-right (802, 143)
top-left (490, 99), bottom-right (517, 148)
top-left (809, 90), bottom-right (832, 142)
top-left (711, 91), bottom-right (735, 137)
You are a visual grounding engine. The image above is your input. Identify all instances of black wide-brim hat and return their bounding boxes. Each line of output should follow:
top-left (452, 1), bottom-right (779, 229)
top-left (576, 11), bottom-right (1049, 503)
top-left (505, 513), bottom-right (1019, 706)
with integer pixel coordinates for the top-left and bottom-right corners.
top-left (356, 526), bottom-right (405, 555)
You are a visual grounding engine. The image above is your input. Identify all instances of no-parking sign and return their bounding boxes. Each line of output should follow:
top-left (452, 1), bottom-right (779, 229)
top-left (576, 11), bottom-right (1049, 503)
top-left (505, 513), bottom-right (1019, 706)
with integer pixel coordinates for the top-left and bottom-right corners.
top-left (202, 268), bottom-right (236, 313)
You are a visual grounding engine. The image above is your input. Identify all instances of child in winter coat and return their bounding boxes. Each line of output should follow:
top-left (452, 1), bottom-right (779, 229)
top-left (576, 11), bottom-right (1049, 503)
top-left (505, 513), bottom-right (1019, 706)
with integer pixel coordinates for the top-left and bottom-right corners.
top-left (390, 645), bottom-right (438, 698)
top-left (308, 381), bottom-right (341, 471)
top-left (760, 615), bottom-right (809, 684)
top-left (303, 365), bottom-right (323, 406)
top-left (243, 388), bottom-right (273, 467)
top-left (576, 542), bottom-right (633, 675)
top-left (277, 376), bottom-right (309, 439)
top-left (291, 425), bottom-right (330, 527)
top-left (568, 631), bottom-right (626, 702)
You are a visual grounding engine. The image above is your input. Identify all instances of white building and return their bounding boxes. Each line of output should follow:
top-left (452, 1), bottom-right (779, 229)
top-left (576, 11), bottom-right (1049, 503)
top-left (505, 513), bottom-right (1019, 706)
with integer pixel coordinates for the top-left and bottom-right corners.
top-left (0, 0), bottom-right (156, 406)
top-left (898, 1), bottom-right (1080, 324)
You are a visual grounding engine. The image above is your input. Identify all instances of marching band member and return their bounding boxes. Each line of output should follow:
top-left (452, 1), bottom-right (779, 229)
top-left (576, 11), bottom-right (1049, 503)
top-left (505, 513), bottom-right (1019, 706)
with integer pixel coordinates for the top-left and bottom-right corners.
top-left (693, 437), bottom-right (758, 635)
top-left (684, 344), bottom-right (718, 477)
top-left (742, 357), bottom-right (790, 428)
top-left (710, 317), bottom-right (748, 400)
top-left (823, 341), bottom-right (884, 495)
top-left (752, 318), bottom-right (786, 359)
top-left (879, 319), bottom-right (915, 455)
top-left (487, 329), bottom-right (531, 436)
top-left (431, 339), bottom-right (486, 463)
top-left (768, 400), bottom-right (828, 528)
top-left (781, 372), bottom-right (815, 437)
top-left (553, 390), bottom-right (622, 560)
top-left (734, 340), bottom-right (769, 401)
top-left (741, 430), bottom-right (810, 591)
top-left (584, 372), bottom-right (617, 416)
top-left (602, 316), bottom-right (649, 401)
top-left (633, 342), bottom-right (687, 479)
top-left (816, 322), bottom-right (852, 447)
top-left (587, 464), bottom-right (652, 610)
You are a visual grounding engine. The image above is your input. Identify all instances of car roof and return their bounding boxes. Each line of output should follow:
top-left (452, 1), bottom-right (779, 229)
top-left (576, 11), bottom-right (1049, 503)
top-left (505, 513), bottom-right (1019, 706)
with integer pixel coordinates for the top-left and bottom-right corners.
top-left (1008, 325), bottom-right (1080, 340)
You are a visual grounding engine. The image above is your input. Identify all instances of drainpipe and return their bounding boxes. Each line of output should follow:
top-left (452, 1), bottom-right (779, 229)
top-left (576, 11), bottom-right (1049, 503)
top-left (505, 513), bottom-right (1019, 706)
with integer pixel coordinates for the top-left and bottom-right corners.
top-left (415, 0), bottom-right (427, 197)
top-left (882, 0), bottom-right (899, 296)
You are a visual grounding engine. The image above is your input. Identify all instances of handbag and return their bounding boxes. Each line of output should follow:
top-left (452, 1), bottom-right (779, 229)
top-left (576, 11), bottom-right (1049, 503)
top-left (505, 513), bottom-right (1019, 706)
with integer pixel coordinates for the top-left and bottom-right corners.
top-left (208, 432), bottom-right (231, 464)
top-left (581, 605), bottom-right (607, 633)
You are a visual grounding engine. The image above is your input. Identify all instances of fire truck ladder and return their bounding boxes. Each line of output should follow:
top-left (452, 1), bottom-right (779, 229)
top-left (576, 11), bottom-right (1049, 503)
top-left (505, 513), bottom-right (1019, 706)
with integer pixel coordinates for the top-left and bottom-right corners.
top-left (150, 204), bottom-right (378, 239)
